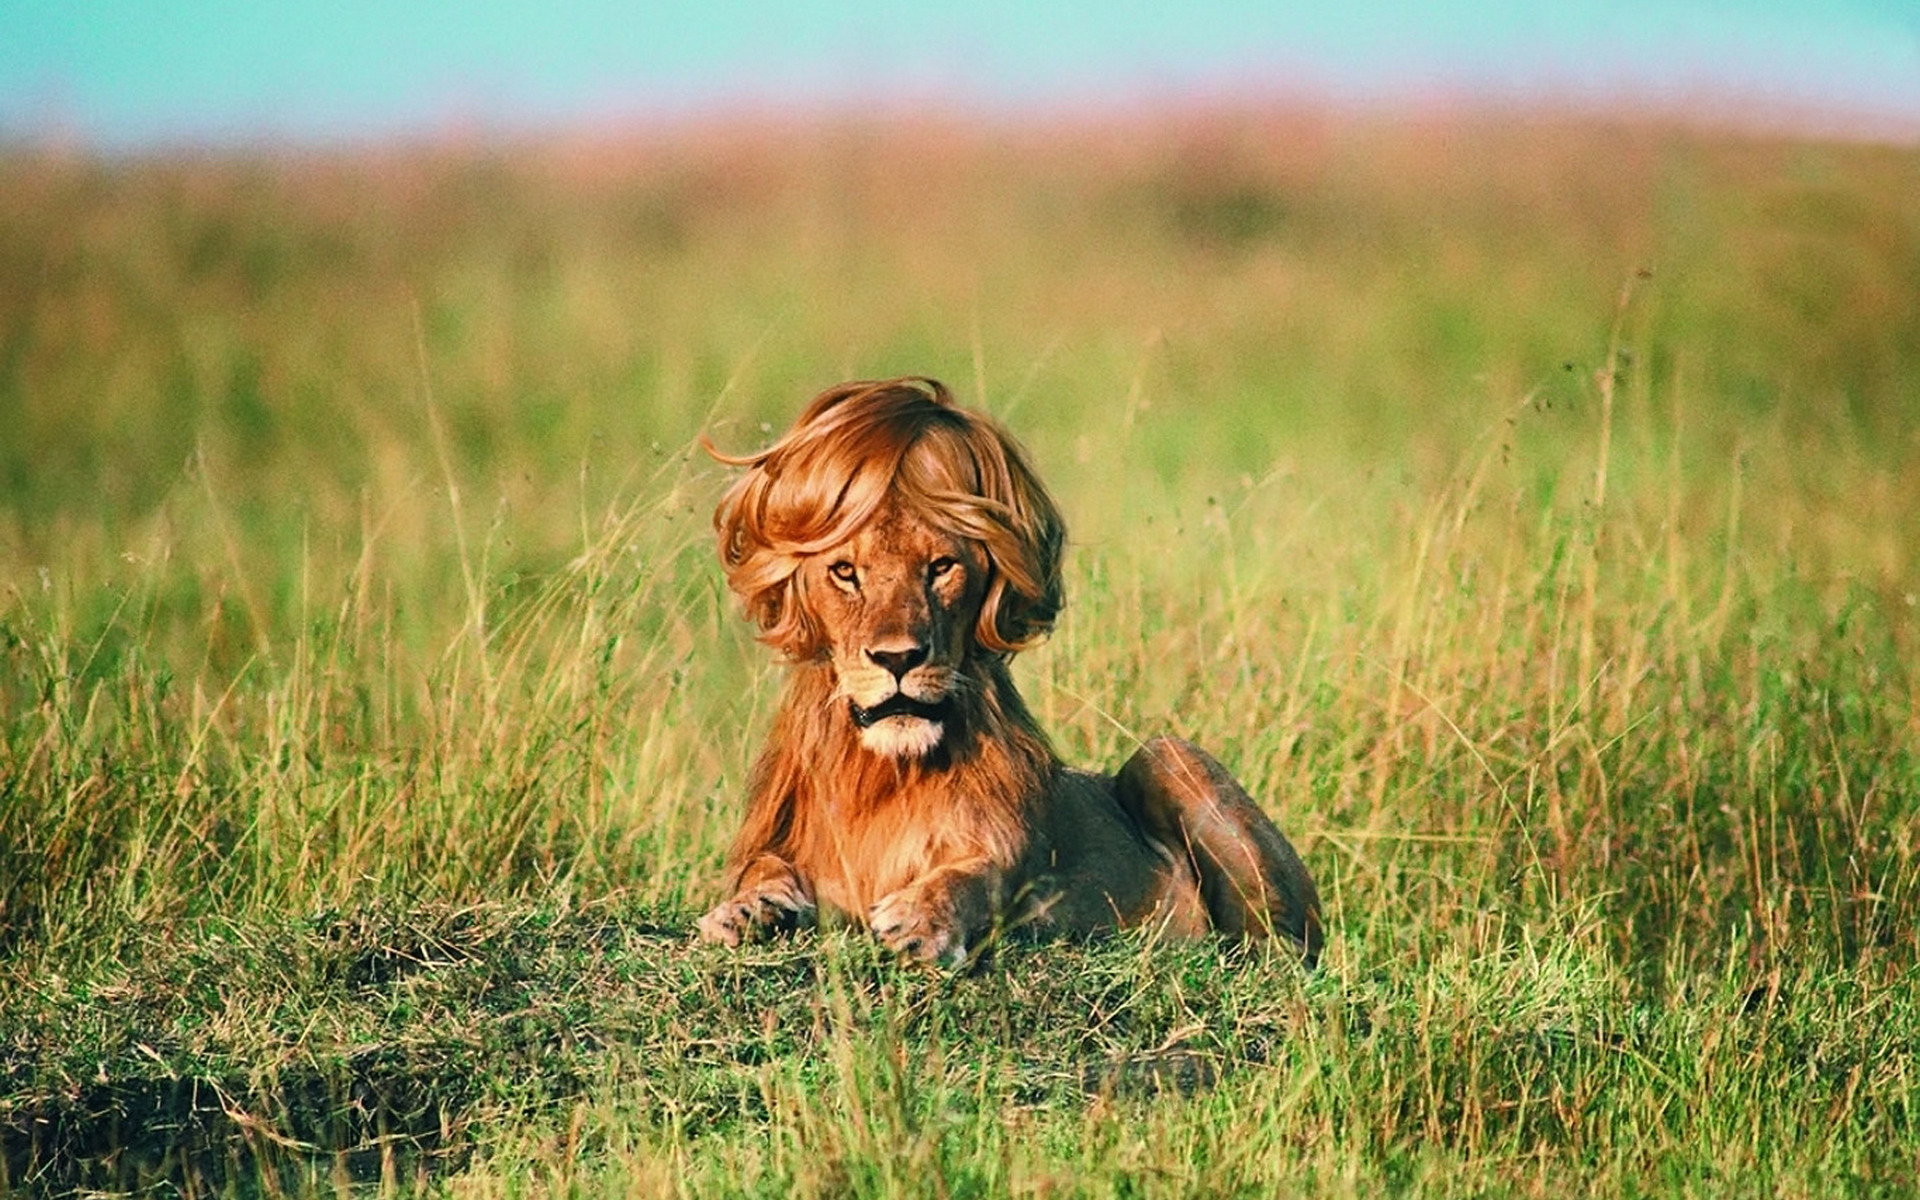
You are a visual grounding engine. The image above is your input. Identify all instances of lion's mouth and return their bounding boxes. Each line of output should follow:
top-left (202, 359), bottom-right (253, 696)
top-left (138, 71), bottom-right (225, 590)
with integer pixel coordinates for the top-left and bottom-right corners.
top-left (848, 694), bottom-right (952, 728)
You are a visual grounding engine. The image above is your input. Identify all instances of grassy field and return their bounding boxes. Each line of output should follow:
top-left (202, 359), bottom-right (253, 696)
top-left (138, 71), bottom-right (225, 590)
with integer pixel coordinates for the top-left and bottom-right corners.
top-left (2, 110), bottom-right (1918, 1195)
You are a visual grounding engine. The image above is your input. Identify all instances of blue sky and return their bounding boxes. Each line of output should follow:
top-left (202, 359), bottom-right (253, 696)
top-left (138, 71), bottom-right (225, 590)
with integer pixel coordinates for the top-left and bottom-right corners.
top-left (3, 1), bottom-right (1917, 146)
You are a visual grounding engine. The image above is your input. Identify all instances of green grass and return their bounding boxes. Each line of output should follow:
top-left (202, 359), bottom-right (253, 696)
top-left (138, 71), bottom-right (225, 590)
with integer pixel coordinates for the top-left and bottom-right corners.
top-left (2, 111), bottom-right (1918, 1195)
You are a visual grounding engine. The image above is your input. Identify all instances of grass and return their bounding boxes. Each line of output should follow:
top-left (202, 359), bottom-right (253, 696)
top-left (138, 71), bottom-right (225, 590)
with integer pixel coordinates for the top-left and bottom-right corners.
top-left (1, 109), bottom-right (1918, 1195)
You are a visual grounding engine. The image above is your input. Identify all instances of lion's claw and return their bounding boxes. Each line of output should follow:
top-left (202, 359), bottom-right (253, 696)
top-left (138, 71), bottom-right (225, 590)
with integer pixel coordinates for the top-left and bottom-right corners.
top-left (698, 881), bottom-right (815, 947)
top-left (868, 888), bottom-right (966, 967)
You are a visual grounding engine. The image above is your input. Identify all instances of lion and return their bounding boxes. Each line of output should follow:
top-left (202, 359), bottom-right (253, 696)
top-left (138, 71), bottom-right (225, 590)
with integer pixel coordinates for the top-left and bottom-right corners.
top-left (695, 377), bottom-right (1322, 967)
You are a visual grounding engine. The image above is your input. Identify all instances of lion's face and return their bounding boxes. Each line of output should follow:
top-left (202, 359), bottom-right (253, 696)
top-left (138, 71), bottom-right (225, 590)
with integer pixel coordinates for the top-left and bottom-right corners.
top-left (802, 501), bottom-right (989, 759)
top-left (711, 379), bottom-right (1066, 759)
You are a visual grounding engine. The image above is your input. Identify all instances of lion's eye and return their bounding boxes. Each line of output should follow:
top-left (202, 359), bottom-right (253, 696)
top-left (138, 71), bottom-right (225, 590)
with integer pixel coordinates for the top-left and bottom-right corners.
top-left (928, 557), bottom-right (959, 581)
top-left (828, 561), bottom-right (859, 587)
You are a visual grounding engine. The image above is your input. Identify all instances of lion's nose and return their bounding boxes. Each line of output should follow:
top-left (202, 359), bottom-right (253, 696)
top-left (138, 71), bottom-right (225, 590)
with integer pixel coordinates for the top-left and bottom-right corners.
top-left (866, 644), bottom-right (928, 680)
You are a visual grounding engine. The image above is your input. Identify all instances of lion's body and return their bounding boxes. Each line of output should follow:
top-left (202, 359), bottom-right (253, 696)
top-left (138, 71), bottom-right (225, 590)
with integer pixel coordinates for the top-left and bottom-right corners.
top-left (696, 378), bottom-right (1321, 965)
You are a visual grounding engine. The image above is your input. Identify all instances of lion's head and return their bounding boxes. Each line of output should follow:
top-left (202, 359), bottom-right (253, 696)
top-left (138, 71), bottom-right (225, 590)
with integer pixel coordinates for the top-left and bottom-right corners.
top-left (708, 378), bottom-right (1065, 758)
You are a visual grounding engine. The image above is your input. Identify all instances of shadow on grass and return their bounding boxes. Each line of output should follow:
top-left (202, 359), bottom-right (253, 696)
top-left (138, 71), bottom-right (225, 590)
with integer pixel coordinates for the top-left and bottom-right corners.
top-left (0, 907), bottom-right (685, 1193)
top-left (5, 1060), bottom-right (460, 1194)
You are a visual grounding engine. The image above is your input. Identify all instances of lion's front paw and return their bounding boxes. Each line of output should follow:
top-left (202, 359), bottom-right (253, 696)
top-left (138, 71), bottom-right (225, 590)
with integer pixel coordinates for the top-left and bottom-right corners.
top-left (868, 887), bottom-right (967, 966)
top-left (697, 879), bottom-right (816, 948)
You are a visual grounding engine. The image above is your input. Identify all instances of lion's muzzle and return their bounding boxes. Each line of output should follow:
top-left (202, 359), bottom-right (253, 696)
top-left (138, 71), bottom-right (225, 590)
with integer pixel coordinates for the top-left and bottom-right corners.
top-left (846, 685), bottom-right (953, 758)
top-left (848, 693), bottom-right (953, 728)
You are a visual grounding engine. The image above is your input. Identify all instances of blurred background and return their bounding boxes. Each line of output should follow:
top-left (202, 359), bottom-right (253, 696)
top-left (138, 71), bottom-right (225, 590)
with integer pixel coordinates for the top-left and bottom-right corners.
top-left (5, 0), bottom-right (1918, 146)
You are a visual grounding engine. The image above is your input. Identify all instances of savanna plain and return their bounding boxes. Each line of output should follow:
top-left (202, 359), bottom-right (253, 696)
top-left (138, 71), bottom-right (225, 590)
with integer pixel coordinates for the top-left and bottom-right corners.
top-left (1, 111), bottom-right (1917, 1197)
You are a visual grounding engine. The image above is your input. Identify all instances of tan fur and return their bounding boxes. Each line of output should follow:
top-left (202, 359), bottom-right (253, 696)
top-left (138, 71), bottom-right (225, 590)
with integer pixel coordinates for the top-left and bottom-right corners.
top-left (696, 377), bottom-right (1322, 966)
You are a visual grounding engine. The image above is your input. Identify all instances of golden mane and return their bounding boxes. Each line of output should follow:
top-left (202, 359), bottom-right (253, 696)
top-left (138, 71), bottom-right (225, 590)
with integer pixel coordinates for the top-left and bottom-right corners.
top-left (705, 377), bottom-right (1065, 659)
top-left (723, 655), bottom-right (1051, 912)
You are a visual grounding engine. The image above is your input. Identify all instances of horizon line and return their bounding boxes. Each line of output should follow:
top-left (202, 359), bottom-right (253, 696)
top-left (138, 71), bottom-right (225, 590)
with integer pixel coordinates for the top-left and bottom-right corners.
top-left (8, 79), bottom-right (1919, 159)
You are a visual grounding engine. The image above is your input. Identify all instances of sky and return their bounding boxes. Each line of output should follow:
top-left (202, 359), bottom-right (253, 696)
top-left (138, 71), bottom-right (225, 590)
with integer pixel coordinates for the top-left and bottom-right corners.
top-left (2, 1), bottom-right (1917, 147)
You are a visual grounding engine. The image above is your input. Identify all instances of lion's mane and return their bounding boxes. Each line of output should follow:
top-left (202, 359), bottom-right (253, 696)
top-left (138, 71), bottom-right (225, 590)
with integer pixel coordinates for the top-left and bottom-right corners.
top-left (708, 377), bottom-right (1065, 659)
